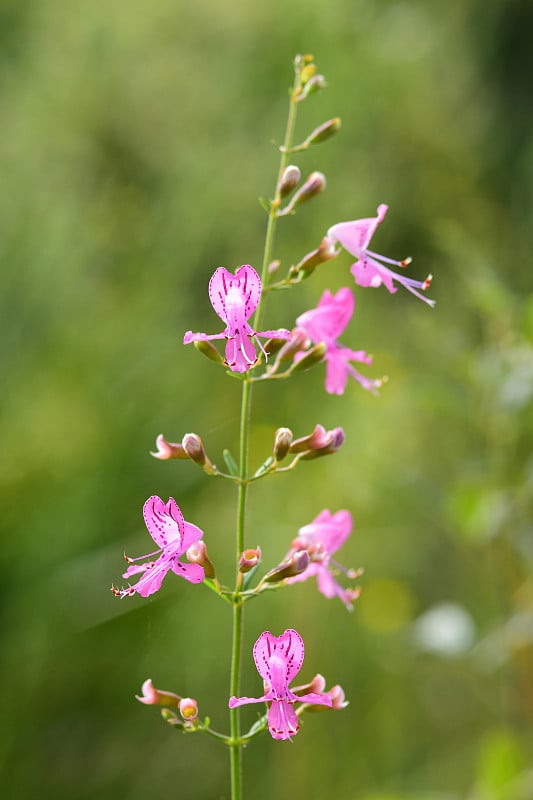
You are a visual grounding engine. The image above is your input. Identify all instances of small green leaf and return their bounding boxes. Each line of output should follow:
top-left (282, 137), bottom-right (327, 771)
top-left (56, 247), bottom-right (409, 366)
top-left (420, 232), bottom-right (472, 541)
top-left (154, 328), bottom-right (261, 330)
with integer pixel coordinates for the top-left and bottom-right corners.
top-left (223, 449), bottom-right (239, 476)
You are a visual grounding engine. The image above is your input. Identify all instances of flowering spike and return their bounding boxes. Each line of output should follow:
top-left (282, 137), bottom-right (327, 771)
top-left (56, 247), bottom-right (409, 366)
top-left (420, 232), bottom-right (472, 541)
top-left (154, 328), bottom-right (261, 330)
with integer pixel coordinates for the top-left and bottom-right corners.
top-left (228, 629), bottom-right (332, 740)
top-left (112, 496), bottom-right (205, 598)
top-left (184, 265), bottom-right (290, 372)
top-left (296, 288), bottom-right (382, 394)
top-left (327, 205), bottom-right (435, 306)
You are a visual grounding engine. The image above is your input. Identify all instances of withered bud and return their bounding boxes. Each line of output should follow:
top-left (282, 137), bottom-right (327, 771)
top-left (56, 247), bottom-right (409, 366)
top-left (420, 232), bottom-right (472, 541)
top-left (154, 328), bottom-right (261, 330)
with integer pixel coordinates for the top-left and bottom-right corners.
top-left (263, 550), bottom-right (310, 583)
top-left (290, 342), bottom-right (327, 373)
top-left (328, 685), bottom-right (349, 710)
top-left (135, 679), bottom-right (181, 707)
top-left (289, 236), bottom-right (339, 279)
top-left (186, 540), bottom-right (216, 579)
top-left (193, 339), bottom-right (224, 364)
top-left (150, 434), bottom-right (188, 460)
top-left (273, 427), bottom-right (294, 461)
top-left (303, 117), bottom-right (341, 147)
top-left (278, 165), bottom-right (301, 198)
top-left (182, 433), bottom-right (214, 473)
top-left (238, 546), bottom-right (262, 573)
top-left (292, 673), bottom-right (327, 697)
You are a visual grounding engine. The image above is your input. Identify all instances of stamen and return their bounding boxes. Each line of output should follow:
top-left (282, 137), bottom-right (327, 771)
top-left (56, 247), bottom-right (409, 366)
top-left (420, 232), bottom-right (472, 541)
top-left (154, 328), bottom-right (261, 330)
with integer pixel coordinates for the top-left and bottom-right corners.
top-left (366, 249), bottom-right (411, 267)
top-left (124, 548), bottom-right (162, 563)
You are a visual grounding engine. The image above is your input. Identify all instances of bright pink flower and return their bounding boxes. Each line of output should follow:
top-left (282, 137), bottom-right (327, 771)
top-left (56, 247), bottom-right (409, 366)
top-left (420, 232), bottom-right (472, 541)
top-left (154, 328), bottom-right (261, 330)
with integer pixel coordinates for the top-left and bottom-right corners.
top-left (111, 496), bottom-right (205, 598)
top-left (229, 629), bottom-right (331, 740)
top-left (327, 204), bottom-right (435, 306)
top-left (296, 288), bottom-right (381, 394)
top-left (286, 509), bottom-right (360, 610)
top-left (184, 265), bottom-right (290, 372)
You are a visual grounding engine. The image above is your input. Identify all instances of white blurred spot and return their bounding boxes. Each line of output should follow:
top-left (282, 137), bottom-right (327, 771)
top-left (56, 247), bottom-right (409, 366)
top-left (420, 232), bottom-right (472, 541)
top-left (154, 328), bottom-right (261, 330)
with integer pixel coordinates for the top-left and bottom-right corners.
top-left (413, 602), bottom-right (476, 656)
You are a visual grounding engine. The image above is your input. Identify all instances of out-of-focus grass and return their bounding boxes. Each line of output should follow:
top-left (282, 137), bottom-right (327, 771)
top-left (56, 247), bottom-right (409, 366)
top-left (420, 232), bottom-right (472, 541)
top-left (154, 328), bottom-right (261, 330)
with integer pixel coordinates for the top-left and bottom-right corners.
top-left (1, 1), bottom-right (532, 798)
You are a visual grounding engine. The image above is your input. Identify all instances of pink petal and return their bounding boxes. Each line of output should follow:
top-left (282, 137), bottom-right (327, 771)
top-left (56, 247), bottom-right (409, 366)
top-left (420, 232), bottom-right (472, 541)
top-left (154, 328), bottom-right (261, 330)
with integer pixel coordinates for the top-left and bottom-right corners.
top-left (328, 204), bottom-right (388, 256)
top-left (225, 331), bottom-right (257, 372)
top-left (253, 629), bottom-right (305, 689)
top-left (316, 566), bottom-right (340, 599)
top-left (297, 691), bottom-right (333, 708)
top-left (169, 559), bottom-right (205, 584)
top-left (268, 700), bottom-right (299, 740)
top-left (228, 694), bottom-right (269, 709)
top-left (133, 558), bottom-right (172, 597)
top-left (143, 496), bottom-right (184, 550)
top-left (351, 257), bottom-right (397, 292)
top-left (180, 521), bottom-right (205, 552)
top-left (209, 266), bottom-right (261, 326)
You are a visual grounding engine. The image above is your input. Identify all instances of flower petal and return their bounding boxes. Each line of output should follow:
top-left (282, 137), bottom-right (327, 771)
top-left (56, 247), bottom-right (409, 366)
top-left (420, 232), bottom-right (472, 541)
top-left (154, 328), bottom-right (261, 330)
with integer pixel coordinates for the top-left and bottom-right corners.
top-left (169, 559), bottom-right (205, 584)
top-left (253, 629), bottom-right (304, 690)
top-left (143, 496), bottom-right (183, 549)
top-left (209, 265), bottom-right (261, 327)
top-left (267, 700), bottom-right (299, 740)
top-left (328, 204), bottom-right (388, 255)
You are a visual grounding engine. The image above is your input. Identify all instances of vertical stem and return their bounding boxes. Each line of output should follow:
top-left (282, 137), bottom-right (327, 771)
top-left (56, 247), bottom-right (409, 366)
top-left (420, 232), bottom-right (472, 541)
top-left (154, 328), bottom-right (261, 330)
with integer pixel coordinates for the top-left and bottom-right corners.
top-left (229, 378), bottom-right (252, 800)
top-left (229, 58), bottom-right (303, 800)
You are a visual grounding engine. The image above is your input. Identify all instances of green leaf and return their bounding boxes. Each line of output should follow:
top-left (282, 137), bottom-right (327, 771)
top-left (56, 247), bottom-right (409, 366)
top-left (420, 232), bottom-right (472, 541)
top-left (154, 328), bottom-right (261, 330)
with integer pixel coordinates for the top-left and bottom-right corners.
top-left (223, 449), bottom-right (239, 476)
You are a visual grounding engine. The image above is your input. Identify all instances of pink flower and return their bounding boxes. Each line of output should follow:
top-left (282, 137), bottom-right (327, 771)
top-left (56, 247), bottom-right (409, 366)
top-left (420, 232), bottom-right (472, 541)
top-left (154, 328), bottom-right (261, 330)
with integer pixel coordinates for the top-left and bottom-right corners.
top-left (135, 678), bottom-right (181, 707)
top-left (327, 204), bottom-right (435, 306)
top-left (111, 496), bottom-right (205, 598)
top-left (286, 509), bottom-right (361, 610)
top-left (229, 629), bottom-right (332, 740)
top-left (296, 288), bottom-right (382, 394)
top-left (184, 265), bottom-right (290, 372)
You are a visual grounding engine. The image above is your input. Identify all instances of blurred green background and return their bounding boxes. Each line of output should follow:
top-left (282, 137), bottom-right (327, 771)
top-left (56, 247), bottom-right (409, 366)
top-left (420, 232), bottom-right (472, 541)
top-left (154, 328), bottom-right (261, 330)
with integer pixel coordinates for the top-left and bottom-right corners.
top-left (1, 0), bottom-right (532, 798)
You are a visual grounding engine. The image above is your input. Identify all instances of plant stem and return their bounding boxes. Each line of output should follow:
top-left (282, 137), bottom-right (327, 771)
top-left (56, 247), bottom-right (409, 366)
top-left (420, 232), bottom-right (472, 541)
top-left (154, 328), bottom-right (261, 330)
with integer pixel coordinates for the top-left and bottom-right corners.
top-left (229, 59), bottom-right (302, 800)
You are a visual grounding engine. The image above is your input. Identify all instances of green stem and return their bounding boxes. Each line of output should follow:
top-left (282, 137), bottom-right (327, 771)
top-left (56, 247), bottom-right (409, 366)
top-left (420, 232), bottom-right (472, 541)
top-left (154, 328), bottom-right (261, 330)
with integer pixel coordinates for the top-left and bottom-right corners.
top-left (229, 59), bottom-right (303, 800)
top-left (229, 378), bottom-right (251, 800)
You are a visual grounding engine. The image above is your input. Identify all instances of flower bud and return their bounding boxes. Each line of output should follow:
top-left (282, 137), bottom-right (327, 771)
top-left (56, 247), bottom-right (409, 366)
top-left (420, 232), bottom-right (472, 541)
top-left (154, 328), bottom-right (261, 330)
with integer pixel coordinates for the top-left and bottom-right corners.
top-left (303, 117), bottom-right (341, 147)
top-left (182, 433), bottom-right (215, 473)
top-left (288, 236), bottom-right (339, 280)
top-left (287, 171), bottom-right (326, 210)
top-left (291, 343), bottom-right (327, 373)
top-left (238, 546), bottom-right (262, 573)
top-left (289, 424), bottom-right (343, 455)
top-left (179, 697), bottom-right (199, 722)
top-left (278, 165), bottom-right (301, 198)
top-left (273, 427), bottom-right (293, 461)
top-left (298, 74), bottom-right (326, 101)
top-left (302, 426), bottom-right (344, 459)
top-left (193, 338), bottom-right (225, 364)
top-left (135, 679), bottom-right (181, 707)
top-left (275, 328), bottom-right (308, 362)
top-left (186, 540), bottom-right (215, 579)
top-left (263, 550), bottom-right (310, 583)
top-left (150, 434), bottom-right (188, 460)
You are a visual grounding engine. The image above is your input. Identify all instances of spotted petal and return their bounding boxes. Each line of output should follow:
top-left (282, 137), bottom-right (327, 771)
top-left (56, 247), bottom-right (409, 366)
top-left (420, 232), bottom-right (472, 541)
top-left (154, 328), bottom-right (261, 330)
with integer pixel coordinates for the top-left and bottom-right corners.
top-left (253, 629), bottom-right (304, 692)
top-left (208, 266), bottom-right (261, 328)
top-left (143, 496), bottom-right (184, 550)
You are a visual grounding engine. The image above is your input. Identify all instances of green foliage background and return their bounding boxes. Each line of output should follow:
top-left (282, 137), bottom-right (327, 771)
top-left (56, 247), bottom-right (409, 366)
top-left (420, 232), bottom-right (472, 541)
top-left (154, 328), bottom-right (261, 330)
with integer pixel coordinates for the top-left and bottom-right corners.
top-left (1, 0), bottom-right (532, 798)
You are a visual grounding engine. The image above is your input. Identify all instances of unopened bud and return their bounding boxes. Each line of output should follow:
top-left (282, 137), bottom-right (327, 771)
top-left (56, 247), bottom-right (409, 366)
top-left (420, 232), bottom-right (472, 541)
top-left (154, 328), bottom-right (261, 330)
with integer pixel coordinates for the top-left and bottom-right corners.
top-left (291, 342), bottom-right (327, 373)
top-left (298, 74), bottom-right (326, 101)
top-left (238, 546), bottom-right (262, 574)
top-left (263, 550), bottom-right (310, 583)
top-left (289, 236), bottom-right (339, 279)
top-left (273, 427), bottom-right (293, 461)
top-left (150, 434), bottom-right (188, 460)
top-left (182, 433), bottom-right (214, 473)
top-left (278, 165), bottom-right (301, 198)
top-left (303, 118), bottom-right (341, 147)
top-left (275, 328), bottom-right (308, 362)
top-left (300, 63), bottom-right (317, 85)
top-left (186, 540), bottom-right (215, 579)
top-left (287, 171), bottom-right (326, 211)
top-left (263, 335), bottom-right (290, 357)
top-left (268, 259), bottom-right (281, 274)
top-left (135, 679), bottom-right (181, 707)
top-left (179, 697), bottom-right (198, 721)
top-left (193, 339), bottom-right (224, 364)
